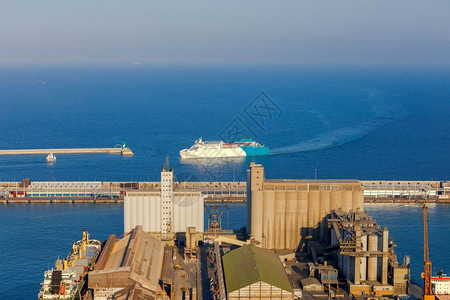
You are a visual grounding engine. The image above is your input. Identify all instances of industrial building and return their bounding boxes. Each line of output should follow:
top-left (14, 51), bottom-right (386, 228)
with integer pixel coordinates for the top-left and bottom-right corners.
top-left (124, 160), bottom-right (204, 240)
top-left (222, 244), bottom-right (294, 299)
top-left (247, 163), bottom-right (364, 250)
top-left (299, 277), bottom-right (324, 292)
top-left (88, 226), bottom-right (165, 299)
top-left (326, 210), bottom-right (410, 297)
top-left (88, 225), bottom-right (198, 300)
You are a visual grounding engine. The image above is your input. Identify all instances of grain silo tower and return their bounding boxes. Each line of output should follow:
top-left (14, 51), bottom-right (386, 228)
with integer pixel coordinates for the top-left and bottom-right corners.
top-left (247, 162), bottom-right (364, 250)
top-left (124, 158), bottom-right (204, 241)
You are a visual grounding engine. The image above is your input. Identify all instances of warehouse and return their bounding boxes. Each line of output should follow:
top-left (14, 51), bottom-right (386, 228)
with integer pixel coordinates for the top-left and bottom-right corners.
top-left (88, 226), bottom-right (165, 299)
top-left (222, 244), bottom-right (294, 300)
top-left (247, 163), bottom-right (364, 250)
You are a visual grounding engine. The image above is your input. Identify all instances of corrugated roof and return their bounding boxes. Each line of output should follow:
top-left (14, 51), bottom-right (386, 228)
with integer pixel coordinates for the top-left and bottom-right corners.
top-left (222, 245), bottom-right (293, 294)
top-left (89, 226), bottom-right (164, 292)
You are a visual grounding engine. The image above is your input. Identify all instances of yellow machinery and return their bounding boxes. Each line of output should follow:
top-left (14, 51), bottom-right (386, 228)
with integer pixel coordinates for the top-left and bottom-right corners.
top-left (82, 228), bottom-right (87, 259)
top-left (422, 205), bottom-right (435, 300)
top-left (73, 243), bottom-right (78, 259)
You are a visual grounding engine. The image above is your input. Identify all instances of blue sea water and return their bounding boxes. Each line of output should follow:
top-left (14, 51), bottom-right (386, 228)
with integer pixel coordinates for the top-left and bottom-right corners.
top-left (0, 66), bottom-right (449, 299)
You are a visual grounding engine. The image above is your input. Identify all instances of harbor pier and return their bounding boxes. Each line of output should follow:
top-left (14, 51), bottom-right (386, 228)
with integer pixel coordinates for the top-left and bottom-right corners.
top-left (0, 146), bottom-right (134, 156)
top-left (1, 179), bottom-right (448, 204)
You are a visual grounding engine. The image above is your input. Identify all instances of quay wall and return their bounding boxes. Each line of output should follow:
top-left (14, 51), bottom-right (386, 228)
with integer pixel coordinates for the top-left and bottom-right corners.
top-left (1, 180), bottom-right (449, 204)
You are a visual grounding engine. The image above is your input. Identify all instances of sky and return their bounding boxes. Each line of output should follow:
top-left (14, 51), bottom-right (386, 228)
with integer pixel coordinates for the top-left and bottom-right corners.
top-left (1, 0), bottom-right (449, 66)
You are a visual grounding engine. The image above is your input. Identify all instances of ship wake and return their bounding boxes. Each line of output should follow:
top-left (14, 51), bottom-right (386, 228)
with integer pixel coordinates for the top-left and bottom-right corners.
top-left (270, 123), bottom-right (377, 155)
top-left (271, 89), bottom-right (406, 155)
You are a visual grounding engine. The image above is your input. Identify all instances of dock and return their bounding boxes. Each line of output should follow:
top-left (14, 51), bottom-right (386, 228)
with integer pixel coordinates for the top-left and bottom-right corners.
top-left (0, 147), bottom-right (134, 156)
top-left (1, 179), bottom-right (449, 204)
top-left (0, 180), bottom-right (245, 203)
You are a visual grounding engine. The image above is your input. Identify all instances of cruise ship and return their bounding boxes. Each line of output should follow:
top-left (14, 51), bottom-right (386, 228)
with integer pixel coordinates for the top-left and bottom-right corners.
top-left (180, 138), bottom-right (269, 158)
top-left (38, 230), bottom-right (101, 300)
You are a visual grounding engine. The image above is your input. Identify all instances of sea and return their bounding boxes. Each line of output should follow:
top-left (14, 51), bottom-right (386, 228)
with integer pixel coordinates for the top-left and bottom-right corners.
top-left (0, 66), bottom-right (448, 299)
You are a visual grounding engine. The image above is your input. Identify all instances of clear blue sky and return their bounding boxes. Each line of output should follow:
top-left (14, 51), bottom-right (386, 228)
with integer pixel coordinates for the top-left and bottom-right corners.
top-left (1, 0), bottom-right (449, 66)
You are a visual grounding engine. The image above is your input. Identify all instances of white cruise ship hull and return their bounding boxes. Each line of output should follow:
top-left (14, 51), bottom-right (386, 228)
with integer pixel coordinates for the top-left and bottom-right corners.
top-left (180, 147), bottom-right (246, 158)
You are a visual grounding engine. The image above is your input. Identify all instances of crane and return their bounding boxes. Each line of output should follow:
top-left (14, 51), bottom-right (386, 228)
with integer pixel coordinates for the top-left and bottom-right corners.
top-left (422, 205), bottom-right (435, 300)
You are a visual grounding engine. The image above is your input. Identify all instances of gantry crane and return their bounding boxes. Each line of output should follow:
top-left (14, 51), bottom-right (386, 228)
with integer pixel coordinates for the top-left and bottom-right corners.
top-left (422, 205), bottom-right (435, 300)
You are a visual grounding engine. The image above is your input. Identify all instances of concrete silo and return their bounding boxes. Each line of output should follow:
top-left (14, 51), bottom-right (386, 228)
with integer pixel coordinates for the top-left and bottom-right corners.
top-left (367, 234), bottom-right (378, 281)
top-left (342, 190), bottom-right (353, 212)
top-left (353, 190), bottom-right (364, 212)
top-left (319, 190), bottom-right (331, 241)
top-left (297, 190), bottom-right (309, 234)
top-left (124, 161), bottom-right (204, 240)
top-left (274, 190), bottom-right (286, 249)
top-left (308, 190), bottom-right (320, 237)
top-left (319, 190), bottom-right (331, 218)
top-left (247, 163), bottom-right (365, 250)
top-left (263, 190), bottom-right (275, 249)
top-left (330, 190), bottom-right (343, 211)
top-left (250, 190), bottom-right (264, 244)
top-left (360, 234), bottom-right (368, 281)
top-left (285, 190), bottom-right (298, 249)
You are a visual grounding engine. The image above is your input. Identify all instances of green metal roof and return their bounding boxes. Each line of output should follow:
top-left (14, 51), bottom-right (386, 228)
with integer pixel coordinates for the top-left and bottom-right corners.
top-left (222, 245), bottom-right (293, 294)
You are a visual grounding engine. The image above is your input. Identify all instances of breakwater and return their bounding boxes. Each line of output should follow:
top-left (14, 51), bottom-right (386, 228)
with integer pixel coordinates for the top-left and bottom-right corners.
top-left (0, 147), bottom-right (134, 156)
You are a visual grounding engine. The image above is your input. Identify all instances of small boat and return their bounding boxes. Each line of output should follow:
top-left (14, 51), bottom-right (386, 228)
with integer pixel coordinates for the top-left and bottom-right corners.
top-left (46, 153), bottom-right (56, 162)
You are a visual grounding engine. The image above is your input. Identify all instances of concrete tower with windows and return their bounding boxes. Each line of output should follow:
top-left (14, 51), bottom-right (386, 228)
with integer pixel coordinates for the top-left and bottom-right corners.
top-left (161, 157), bottom-right (174, 238)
